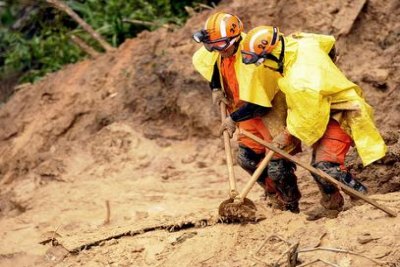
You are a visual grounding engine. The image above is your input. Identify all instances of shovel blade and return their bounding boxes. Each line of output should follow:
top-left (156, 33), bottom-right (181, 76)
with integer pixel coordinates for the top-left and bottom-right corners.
top-left (218, 198), bottom-right (258, 223)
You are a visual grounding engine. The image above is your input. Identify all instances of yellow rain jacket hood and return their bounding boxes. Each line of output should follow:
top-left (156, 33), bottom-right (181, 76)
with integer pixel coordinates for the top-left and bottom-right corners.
top-left (192, 33), bottom-right (280, 108)
top-left (268, 32), bottom-right (386, 166)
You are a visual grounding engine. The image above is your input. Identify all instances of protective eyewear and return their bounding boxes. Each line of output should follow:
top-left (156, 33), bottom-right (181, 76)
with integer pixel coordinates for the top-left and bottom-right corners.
top-left (192, 30), bottom-right (239, 52)
top-left (241, 50), bottom-right (266, 65)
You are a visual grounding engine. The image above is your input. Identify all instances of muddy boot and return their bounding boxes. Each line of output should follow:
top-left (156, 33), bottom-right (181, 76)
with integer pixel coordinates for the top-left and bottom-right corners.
top-left (312, 161), bottom-right (368, 194)
top-left (306, 206), bottom-right (340, 221)
top-left (339, 171), bottom-right (368, 196)
top-left (285, 201), bottom-right (300, 213)
top-left (312, 161), bottom-right (368, 211)
top-left (312, 174), bottom-right (345, 211)
top-left (268, 159), bottom-right (301, 213)
top-left (319, 190), bottom-right (344, 211)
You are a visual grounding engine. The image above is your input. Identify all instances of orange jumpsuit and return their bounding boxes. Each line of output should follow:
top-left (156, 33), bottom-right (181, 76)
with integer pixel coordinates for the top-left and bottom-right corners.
top-left (219, 55), bottom-right (301, 210)
top-left (313, 119), bottom-right (352, 170)
top-left (220, 55), bottom-right (273, 154)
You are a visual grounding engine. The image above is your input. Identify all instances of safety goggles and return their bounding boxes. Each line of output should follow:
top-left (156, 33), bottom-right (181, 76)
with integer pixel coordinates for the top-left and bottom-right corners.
top-left (241, 50), bottom-right (266, 65)
top-left (192, 30), bottom-right (239, 52)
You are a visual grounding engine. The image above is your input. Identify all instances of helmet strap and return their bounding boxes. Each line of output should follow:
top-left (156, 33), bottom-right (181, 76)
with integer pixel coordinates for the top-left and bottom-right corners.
top-left (232, 35), bottom-right (242, 54)
top-left (262, 35), bottom-right (285, 74)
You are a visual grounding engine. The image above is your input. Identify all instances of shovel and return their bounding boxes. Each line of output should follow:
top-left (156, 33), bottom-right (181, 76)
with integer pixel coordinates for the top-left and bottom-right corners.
top-left (240, 129), bottom-right (397, 217)
top-left (219, 150), bottom-right (275, 222)
top-left (219, 102), bottom-right (239, 199)
top-left (218, 102), bottom-right (259, 221)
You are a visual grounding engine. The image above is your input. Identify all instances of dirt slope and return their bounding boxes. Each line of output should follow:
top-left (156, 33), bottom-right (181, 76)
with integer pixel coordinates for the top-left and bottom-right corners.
top-left (0, 0), bottom-right (399, 266)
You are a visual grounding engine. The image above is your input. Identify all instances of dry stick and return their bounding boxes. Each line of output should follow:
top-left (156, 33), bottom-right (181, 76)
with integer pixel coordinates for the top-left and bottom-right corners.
top-left (274, 242), bottom-right (299, 266)
top-left (298, 247), bottom-right (387, 265)
top-left (240, 129), bottom-right (397, 217)
top-left (197, 3), bottom-right (214, 10)
top-left (51, 224), bottom-right (62, 246)
top-left (103, 200), bottom-right (111, 225)
top-left (122, 19), bottom-right (171, 29)
top-left (253, 234), bottom-right (295, 266)
top-left (199, 255), bottom-right (214, 264)
top-left (251, 254), bottom-right (269, 266)
top-left (255, 234), bottom-right (288, 256)
top-left (45, 0), bottom-right (113, 51)
top-left (298, 258), bottom-right (340, 267)
top-left (314, 232), bottom-right (327, 248)
top-left (69, 34), bottom-right (100, 58)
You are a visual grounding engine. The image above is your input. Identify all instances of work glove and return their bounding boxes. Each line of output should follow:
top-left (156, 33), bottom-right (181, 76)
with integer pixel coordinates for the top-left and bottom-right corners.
top-left (272, 128), bottom-right (293, 150)
top-left (219, 116), bottom-right (236, 137)
top-left (212, 89), bottom-right (228, 106)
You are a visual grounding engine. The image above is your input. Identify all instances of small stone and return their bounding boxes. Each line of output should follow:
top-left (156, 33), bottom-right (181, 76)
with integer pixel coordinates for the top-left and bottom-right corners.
top-left (181, 153), bottom-right (197, 164)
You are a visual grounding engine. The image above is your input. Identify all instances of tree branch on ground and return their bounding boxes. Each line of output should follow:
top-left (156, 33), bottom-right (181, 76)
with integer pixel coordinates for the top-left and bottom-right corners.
top-left (45, 0), bottom-right (113, 52)
top-left (69, 34), bottom-right (100, 58)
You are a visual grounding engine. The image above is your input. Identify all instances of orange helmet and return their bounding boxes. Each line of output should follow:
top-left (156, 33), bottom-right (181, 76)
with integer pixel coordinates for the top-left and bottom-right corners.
top-left (241, 26), bottom-right (281, 65)
top-left (192, 12), bottom-right (243, 52)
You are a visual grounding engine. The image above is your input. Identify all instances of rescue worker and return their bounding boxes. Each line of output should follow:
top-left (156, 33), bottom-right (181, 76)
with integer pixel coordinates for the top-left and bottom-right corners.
top-left (191, 12), bottom-right (301, 212)
top-left (240, 26), bottom-right (387, 210)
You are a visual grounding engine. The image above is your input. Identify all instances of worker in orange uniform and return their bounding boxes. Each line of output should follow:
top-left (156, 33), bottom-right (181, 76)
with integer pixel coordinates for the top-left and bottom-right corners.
top-left (240, 26), bottom-right (387, 210)
top-left (192, 12), bottom-right (301, 212)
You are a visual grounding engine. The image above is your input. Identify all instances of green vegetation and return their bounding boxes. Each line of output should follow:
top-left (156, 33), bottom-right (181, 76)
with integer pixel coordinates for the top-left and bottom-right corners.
top-left (0, 0), bottom-right (213, 84)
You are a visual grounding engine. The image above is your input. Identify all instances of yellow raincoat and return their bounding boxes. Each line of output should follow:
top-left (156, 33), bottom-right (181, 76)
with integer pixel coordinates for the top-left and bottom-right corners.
top-left (265, 32), bottom-right (386, 166)
top-left (192, 33), bottom-right (281, 108)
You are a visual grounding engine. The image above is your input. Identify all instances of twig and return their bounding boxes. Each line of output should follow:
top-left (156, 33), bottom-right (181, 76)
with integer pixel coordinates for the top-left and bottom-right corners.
top-left (253, 234), bottom-right (297, 267)
top-left (250, 254), bottom-right (269, 266)
top-left (298, 246), bottom-right (387, 265)
top-left (287, 242), bottom-right (299, 267)
top-left (315, 232), bottom-right (327, 248)
top-left (103, 200), bottom-right (111, 225)
top-left (275, 242), bottom-right (295, 263)
top-left (254, 234), bottom-right (289, 256)
top-left (197, 3), bottom-right (214, 10)
top-left (51, 224), bottom-right (62, 246)
top-left (199, 255), bottom-right (214, 264)
top-left (255, 239), bottom-right (270, 255)
top-left (386, 84), bottom-right (399, 97)
top-left (297, 258), bottom-right (340, 267)
top-left (69, 34), bottom-right (100, 58)
top-left (122, 19), bottom-right (171, 29)
top-left (46, 0), bottom-right (113, 51)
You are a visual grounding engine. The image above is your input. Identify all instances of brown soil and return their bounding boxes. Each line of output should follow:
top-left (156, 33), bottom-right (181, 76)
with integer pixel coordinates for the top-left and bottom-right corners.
top-left (0, 0), bottom-right (399, 266)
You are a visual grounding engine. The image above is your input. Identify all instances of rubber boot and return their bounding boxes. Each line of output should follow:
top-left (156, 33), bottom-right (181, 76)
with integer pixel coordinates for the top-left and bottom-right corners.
top-left (311, 161), bottom-right (348, 211)
top-left (268, 159), bottom-right (301, 213)
top-left (317, 185), bottom-right (344, 211)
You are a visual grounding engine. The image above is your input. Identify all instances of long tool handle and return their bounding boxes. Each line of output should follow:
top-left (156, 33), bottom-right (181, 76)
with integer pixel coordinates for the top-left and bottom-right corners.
top-left (240, 129), bottom-right (397, 217)
top-left (220, 102), bottom-right (238, 198)
top-left (238, 150), bottom-right (275, 200)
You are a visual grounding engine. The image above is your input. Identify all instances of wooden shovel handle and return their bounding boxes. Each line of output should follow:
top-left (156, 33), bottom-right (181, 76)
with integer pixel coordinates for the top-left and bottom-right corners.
top-left (238, 150), bottom-right (274, 200)
top-left (240, 129), bottom-right (397, 217)
top-left (220, 102), bottom-right (238, 198)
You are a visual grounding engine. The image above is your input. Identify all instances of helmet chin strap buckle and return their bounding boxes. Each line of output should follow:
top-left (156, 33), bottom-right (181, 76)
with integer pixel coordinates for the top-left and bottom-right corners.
top-left (255, 58), bottom-right (265, 66)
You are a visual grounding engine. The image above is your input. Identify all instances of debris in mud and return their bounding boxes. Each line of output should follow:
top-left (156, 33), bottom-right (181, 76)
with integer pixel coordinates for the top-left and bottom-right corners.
top-left (218, 198), bottom-right (264, 223)
top-left (347, 130), bottom-right (400, 194)
top-left (332, 0), bottom-right (367, 36)
top-left (40, 212), bottom-right (218, 253)
top-left (171, 231), bottom-right (197, 246)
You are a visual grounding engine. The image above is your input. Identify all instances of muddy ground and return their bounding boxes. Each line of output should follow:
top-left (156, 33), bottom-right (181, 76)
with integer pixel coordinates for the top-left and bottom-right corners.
top-left (0, 0), bottom-right (399, 266)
